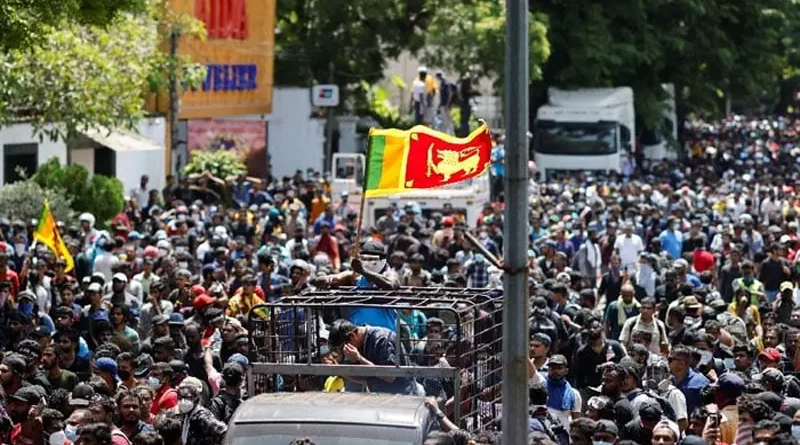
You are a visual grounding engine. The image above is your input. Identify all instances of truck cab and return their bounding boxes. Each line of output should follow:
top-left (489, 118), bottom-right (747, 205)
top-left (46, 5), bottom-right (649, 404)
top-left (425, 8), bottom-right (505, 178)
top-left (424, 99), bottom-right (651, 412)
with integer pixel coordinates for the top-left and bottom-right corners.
top-left (226, 392), bottom-right (434, 445)
top-left (534, 87), bottom-right (635, 179)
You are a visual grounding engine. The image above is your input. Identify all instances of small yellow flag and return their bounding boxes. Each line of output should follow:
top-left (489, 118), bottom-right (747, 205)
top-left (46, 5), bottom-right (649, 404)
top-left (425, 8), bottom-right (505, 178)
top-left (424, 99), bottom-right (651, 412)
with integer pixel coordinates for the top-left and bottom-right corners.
top-left (33, 200), bottom-right (74, 272)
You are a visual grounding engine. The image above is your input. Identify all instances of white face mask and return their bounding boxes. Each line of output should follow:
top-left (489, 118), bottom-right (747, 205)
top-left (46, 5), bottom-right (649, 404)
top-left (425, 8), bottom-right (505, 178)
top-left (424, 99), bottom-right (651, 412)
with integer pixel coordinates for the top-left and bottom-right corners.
top-left (361, 256), bottom-right (386, 274)
top-left (178, 399), bottom-right (195, 414)
top-left (14, 243), bottom-right (25, 254)
top-left (64, 425), bottom-right (78, 443)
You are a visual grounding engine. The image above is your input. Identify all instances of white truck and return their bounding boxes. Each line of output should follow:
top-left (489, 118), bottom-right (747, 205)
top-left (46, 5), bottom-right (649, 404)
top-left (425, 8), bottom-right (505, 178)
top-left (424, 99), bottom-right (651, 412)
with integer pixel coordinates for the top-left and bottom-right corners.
top-left (534, 87), bottom-right (635, 179)
top-left (330, 152), bottom-right (490, 228)
top-left (533, 86), bottom-right (677, 179)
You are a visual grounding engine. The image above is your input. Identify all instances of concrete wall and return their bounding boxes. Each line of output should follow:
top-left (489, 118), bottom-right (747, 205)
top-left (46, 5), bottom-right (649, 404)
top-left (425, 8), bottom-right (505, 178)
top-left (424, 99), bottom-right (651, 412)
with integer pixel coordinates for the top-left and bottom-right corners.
top-left (116, 148), bottom-right (165, 194)
top-left (268, 87), bottom-right (326, 176)
top-left (0, 123), bottom-right (66, 184)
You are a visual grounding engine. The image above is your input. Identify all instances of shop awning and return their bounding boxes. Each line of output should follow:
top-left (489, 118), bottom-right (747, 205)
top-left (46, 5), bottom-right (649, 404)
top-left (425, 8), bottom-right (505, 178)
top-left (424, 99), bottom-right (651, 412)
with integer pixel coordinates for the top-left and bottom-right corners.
top-left (81, 128), bottom-right (163, 152)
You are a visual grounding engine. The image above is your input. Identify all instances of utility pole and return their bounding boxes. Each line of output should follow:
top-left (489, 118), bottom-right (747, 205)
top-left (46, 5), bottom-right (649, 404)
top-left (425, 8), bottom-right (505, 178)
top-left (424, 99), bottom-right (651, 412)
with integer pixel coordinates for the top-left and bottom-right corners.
top-left (166, 28), bottom-right (180, 175)
top-left (324, 61), bottom-right (336, 173)
top-left (502, 0), bottom-right (530, 443)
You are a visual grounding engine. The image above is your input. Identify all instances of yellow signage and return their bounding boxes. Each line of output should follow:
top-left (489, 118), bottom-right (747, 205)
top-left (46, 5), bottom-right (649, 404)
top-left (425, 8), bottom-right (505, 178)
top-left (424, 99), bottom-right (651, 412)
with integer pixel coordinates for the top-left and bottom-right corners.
top-left (152, 0), bottom-right (276, 119)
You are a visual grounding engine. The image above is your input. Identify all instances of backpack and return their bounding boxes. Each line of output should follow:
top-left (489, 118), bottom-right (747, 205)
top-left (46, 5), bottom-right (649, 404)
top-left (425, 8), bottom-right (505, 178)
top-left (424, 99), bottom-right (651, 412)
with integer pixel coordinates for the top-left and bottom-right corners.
top-left (646, 390), bottom-right (678, 422)
top-left (530, 410), bottom-right (569, 445)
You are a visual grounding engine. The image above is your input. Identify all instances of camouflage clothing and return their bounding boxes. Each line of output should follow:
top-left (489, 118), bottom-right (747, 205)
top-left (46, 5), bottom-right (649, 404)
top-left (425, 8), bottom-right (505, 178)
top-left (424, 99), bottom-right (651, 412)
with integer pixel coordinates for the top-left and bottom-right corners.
top-left (183, 406), bottom-right (228, 445)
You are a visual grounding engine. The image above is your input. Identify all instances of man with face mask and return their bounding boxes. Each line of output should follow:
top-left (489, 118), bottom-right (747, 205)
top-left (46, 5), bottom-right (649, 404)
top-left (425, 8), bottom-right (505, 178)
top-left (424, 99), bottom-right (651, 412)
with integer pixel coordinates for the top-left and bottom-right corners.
top-left (312, 241), bottom-right (400, 330)
top-left (177, 378), bottom-right (227, 445)
top-left (148, 362), bottom-right (177, 416)
top-left (734, 261), bottom-right (765, 305)
top-left (659, 217), bottom-right (684, 261)
top-left (645, 360), bottom-right (688, 433)
top-left (543, 354), bottom-right (582, 431)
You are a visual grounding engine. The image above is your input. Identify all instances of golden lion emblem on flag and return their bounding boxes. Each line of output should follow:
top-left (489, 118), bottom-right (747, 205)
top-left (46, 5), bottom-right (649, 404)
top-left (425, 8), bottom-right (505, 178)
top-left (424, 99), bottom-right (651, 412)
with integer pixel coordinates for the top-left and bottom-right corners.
top-left (426, 144), bottom-right (482, 181)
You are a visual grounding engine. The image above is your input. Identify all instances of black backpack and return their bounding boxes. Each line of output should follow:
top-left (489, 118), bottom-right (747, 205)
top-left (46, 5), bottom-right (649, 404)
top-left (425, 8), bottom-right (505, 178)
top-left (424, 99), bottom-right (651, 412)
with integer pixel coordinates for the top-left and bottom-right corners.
top-left (530, 409), bottom-right (569, 445)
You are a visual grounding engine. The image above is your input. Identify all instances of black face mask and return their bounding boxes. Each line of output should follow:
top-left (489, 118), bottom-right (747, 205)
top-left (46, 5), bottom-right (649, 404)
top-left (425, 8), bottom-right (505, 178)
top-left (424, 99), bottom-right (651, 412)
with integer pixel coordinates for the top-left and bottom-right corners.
top-left (118, 370), bottom-right (131, 381)
top-left (294, 236), bottom-right (303, 242)
top-left (9, 410), bottom-right (27, 424)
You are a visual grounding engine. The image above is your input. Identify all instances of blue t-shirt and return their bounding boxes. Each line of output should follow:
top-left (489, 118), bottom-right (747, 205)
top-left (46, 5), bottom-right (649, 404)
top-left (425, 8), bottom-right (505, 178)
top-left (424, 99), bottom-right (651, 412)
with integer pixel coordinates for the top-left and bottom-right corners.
top-left (491, 146), bottom-right (505, 177)
top-left (340, 275), bottom-right (398, 331)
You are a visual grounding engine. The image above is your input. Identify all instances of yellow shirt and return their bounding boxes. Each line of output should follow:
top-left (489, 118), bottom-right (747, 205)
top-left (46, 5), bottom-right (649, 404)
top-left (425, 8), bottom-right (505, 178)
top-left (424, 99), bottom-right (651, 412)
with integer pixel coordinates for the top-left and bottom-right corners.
top-left (226, 293), bottom-right (268, 318)
top-left (424, 75), bottom-right (437, 95)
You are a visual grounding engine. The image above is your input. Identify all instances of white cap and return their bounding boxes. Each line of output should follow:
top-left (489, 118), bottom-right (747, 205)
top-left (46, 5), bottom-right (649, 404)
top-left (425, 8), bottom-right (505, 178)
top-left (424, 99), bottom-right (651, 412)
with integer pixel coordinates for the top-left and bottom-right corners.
top-left (87, 283), bottom-right (102, 293)
top-left (112, 272), bottom-right (128, 283)
top-left (417, 66), bottom-right (427, 73)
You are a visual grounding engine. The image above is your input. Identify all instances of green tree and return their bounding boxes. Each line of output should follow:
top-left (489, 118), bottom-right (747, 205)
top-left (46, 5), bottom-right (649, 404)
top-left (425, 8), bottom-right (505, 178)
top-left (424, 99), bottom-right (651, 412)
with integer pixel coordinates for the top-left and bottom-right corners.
top-left (531, 0), bottom-right (799, 125)
top-left (0, 0), bottom-right (206, 141)
top-left (0, 180), bottom-right (74, 224)
top-left (0, 0), bottom-right (147, 50)
top-left (32, 158), bottom-right (124, 228)
top-left (182, 150), bottom-right (248, 180)
top-left (273, 0), bottom-right (436, 90)
top-left (422, 0), bottom-right (550, 89)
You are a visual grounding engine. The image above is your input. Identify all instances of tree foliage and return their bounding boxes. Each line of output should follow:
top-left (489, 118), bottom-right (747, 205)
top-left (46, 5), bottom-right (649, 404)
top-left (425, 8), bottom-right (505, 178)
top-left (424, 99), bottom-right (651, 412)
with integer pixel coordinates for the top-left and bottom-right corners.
top-left (0, 0), bottom-right (147, 51)
top-left (422, 0), bottom-right (550, 89)
top-left (273, 0), bottom-right (436, 90)
top-left (32, 158), bottom-right (124, 228)
top-left (532, 0), bottom-right (800, 123)
top-left (182, 150), bottom-right (248, 180)
top-left (0, 0), bottom-right (206, 141)
top-left (0, 180), bottom-right (74, 225)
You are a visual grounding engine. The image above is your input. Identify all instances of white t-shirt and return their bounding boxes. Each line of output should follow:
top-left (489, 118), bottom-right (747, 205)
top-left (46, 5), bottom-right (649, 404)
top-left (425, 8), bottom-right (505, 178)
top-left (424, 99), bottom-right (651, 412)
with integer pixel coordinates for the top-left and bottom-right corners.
top-left (615, 233), bottom-right (644, 268)
top-left (412, 79), bottom-right (426, 103)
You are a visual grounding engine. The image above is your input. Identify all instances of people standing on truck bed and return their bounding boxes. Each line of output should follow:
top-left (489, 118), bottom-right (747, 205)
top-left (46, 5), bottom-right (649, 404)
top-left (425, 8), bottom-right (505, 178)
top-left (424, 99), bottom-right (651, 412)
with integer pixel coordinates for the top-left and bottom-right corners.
top-left (4, 115), bottom-right (800, 444)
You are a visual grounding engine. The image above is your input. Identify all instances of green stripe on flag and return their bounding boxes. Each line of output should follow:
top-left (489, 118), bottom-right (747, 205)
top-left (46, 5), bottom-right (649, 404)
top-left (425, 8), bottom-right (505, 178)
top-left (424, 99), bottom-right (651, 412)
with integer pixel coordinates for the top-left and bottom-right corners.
top-left (366, 135), bottom-right (386, 190)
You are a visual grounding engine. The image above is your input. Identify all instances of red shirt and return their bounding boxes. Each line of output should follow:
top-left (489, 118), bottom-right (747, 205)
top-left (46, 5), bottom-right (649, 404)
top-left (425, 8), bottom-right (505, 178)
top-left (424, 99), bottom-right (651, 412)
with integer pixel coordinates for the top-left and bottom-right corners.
top-left (693, 249), bottom-right (715, 273)
top-left (0, 268), bottom-right (20, 300)
top-left (151, 385), bottom-right (178, 415)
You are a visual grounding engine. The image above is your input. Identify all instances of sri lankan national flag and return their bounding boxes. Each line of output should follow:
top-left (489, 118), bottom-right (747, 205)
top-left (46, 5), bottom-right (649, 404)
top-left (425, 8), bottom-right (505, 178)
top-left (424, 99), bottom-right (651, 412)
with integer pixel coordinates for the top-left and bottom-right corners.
top-left (34, 200), bottom-right (74, 272)
top-left (364, 124), bottom-right (493, 197)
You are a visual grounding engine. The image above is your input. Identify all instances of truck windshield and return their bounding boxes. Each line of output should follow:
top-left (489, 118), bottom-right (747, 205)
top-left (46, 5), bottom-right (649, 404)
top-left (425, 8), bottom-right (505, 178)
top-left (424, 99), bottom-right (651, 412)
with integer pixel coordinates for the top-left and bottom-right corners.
top-left (228, 423), bottom-right (418, 445)
top-left (534, 120), bottom-right (618, 155)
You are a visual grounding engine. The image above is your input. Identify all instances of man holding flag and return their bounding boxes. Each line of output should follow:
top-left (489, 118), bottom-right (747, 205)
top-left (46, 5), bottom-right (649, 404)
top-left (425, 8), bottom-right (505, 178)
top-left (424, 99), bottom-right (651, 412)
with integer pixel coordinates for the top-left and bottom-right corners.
top-left (33, 200), bottom-right (74, 276)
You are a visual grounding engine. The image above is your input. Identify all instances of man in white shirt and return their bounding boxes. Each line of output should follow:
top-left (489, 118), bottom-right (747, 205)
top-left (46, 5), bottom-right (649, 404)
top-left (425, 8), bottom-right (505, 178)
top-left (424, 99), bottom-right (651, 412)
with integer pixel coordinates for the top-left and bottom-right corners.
top-left (614, 221), bottom-right (644, 272)
top-left (130, 175), bottom-right (150, 209)
top-left (542, 354), bottom-right (581, 431)
top-left (410, 66), bottom-right (428, 125)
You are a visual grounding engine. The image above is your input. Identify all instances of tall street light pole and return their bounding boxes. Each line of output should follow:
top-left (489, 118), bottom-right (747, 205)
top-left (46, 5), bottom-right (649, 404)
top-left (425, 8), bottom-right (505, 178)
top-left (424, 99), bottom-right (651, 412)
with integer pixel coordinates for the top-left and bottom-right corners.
top-left (501, 0), bottom-right (530, 443)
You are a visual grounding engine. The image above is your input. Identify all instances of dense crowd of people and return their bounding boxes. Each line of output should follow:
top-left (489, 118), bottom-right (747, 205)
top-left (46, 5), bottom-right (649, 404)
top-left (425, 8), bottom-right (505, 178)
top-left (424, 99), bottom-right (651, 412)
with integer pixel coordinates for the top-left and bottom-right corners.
top-left (0, 115), bottom-right (800, 445)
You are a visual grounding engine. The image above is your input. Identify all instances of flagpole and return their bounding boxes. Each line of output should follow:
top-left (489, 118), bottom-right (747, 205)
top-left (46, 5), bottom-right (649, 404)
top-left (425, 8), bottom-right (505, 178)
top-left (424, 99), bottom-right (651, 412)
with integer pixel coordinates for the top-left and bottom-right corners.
top-left (353, 130), bottom-right (375, 258)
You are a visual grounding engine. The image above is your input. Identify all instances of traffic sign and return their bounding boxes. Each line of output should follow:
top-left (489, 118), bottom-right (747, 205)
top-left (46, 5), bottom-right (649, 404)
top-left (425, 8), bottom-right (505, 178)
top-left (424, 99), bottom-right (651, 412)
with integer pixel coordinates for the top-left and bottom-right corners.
top-left (312, 85), bottom-right (340, 107)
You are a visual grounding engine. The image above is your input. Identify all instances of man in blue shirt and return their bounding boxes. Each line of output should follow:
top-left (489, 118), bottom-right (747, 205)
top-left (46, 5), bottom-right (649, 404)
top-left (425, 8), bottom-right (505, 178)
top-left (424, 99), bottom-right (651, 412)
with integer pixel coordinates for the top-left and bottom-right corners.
top-left (669, 345), bottom-right (709, 413)
top-left (659, 217), bottom-right (684, 260)
top-left (312, 240), bottom-right (399, 330)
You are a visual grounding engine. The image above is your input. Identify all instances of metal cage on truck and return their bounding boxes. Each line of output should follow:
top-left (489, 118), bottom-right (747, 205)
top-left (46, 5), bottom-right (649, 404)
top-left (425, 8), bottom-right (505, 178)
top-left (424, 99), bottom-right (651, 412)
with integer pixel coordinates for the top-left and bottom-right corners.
top-left (246, 287), bottom-right (503, 432)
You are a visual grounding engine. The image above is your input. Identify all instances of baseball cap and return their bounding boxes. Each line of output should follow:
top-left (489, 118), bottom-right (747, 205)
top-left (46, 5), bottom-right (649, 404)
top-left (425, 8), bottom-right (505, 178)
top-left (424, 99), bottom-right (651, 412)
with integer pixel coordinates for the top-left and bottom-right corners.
top-left (761, 368), bottom-right (785, 388)
top-left (619, 357), bottom-right (642, 381)
top-left (549, 354), bottom-right (568, 366)
top-left (168, 313), bottom-right (185, 326)
top-left (86, 283), bottom-right (102, 293)
top-left (152, 314), bottom-right (169, 325)
top-left (595, 419), bottom-right (618, 436)
top-left (16, 290), bottom-right (35, 302)
top-left (70, 383), bottom-right (95, 407)
top-left (1, 354), bottom-right (26, 376)
top-left (639, 400), bottom-right (663, 421)
top-left (10, 386), bottom-right (42, 405)
top-left (128, 231), bottom-right (142, 241)
top-left (135, 354), bottom-right (154, 379)
top-left (191, 285), bottom-right (206, 297)
top-left (530, 332), bottom-right (552, 347)
top-left (193, 294), bottom-right (216, 311)
top-left (112, 273), bottom-right (128, 283)
top-left (759, 347), bottom-right (782, 363)
top-left (93, 357), bottom-right (119, 379)
top-left (781, 281), bottom-right (795, 292)
top-left (227, 353), bottom-right (250, 370)
top-left (716, 372), bottom-right (745, 395)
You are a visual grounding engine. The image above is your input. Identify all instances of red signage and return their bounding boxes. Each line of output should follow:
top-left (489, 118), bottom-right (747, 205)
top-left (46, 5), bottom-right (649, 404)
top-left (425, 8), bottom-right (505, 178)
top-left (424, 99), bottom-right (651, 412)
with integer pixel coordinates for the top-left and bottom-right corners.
top-left (195, 0), bottom-right (249, 39)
